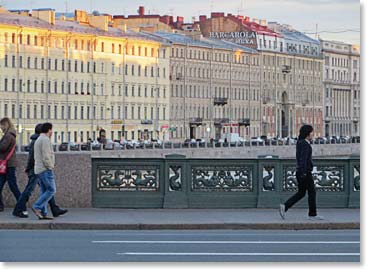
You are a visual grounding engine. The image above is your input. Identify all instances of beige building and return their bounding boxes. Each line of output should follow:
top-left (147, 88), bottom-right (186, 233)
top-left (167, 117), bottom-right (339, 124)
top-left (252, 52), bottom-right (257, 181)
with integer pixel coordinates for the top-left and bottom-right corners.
top-left (321, 39), bottom-right (360, 136)
top-left (151, 32), bottom-right (260, 141)
top-left (0, 8), bottom-right (171, 145)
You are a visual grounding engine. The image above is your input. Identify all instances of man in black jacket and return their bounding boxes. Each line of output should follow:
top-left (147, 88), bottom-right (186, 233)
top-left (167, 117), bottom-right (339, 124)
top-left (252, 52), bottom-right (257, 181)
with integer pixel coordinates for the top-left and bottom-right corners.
top-left (12, 124), bottom-right (67, 218)
top-left (279, 125), bottom-right (323, 220)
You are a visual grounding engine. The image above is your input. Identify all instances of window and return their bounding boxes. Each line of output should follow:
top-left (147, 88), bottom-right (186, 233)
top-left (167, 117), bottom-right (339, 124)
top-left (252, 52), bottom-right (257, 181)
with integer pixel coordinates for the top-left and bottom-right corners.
top-left (4, 78), bottom-right (8, 91)
top-left (4, 54), bottom-right (8, 67)
top-left (33, 105), bottom-right (37, 119)
top-left (74, 106), bottom-right (78, 119)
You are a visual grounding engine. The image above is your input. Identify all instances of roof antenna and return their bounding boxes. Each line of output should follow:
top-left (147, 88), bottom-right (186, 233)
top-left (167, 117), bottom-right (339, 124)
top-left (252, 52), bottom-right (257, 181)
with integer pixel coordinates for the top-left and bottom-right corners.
top-left (315, 23), bottom-right (318, 39)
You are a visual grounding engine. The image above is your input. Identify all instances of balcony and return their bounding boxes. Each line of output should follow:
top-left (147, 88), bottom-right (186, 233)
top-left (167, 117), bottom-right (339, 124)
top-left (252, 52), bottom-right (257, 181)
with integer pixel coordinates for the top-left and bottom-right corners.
top-left (302, 99), bottom-right (309, 106)
top-left (238, 118), bottom-right (250, 127)
top-left (214, 97), bottom-right (228, 106)
top-left (141, 119), bottom-right (153, 125)
top-left (262, 97), bottom-right (271, 104)
top-left (169, 73), bottom-right (183, 81)
top-left (189, 117), bottom-right (203, 126)
top-left (282, 65), bottom-right (291, 74)
top-left (214, 118), bottom-right (230, 126)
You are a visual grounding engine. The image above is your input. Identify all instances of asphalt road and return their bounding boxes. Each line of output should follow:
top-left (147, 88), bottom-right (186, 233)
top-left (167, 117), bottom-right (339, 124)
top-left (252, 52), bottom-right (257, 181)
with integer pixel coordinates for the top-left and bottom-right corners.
top-left (0, 229), bottom-right (359, 262)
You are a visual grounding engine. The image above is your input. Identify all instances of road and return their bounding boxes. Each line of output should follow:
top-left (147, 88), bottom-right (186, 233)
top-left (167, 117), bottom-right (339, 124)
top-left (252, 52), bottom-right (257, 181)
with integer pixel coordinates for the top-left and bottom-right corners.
top-left (0, 229), bottom-right (359, 262)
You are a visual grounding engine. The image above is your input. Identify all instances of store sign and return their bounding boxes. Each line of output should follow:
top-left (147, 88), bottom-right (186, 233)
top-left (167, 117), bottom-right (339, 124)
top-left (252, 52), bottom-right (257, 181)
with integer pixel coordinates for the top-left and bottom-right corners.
top-left (208, 31), bottom-right (257, 48)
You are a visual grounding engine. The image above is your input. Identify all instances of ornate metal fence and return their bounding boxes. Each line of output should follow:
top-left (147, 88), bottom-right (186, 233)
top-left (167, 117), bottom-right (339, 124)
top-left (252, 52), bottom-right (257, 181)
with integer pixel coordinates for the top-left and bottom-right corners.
top-left (92, 155), bottom-right (360, 208)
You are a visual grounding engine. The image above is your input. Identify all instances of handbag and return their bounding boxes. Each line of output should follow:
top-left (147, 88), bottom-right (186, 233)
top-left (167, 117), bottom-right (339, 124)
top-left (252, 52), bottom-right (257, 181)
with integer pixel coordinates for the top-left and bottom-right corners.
top-left (0, 144), bottom-right (16, 175)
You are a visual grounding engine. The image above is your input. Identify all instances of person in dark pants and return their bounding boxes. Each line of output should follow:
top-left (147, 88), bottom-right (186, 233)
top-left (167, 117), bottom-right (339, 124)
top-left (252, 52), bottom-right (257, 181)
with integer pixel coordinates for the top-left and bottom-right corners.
top-left (279, 125), bottom-right (324, 220)
top-left (13, 124), bottom-right (67, 218)
top-left (0, 117), bottom-right (21, 212)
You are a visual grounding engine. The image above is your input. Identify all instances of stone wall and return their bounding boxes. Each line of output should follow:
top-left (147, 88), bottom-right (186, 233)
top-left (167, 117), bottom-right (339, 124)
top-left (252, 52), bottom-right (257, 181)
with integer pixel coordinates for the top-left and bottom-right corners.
top-left (2, 153), bottom-right (92, 208)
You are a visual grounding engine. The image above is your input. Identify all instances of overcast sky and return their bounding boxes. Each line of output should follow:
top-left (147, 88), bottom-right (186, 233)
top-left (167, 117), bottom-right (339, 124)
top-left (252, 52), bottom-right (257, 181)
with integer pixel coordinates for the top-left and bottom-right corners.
top-left (1, 0), bottom-right (360, 45)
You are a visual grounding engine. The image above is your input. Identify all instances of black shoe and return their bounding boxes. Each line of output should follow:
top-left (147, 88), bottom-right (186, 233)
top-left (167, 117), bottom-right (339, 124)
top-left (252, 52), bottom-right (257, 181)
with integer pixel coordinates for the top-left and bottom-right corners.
top-left (13, 211), bottom-right (29, 218)
top-left (52, 209), bottom-right (68, 217)
top-left (41, 215), bottom-right (54, 220)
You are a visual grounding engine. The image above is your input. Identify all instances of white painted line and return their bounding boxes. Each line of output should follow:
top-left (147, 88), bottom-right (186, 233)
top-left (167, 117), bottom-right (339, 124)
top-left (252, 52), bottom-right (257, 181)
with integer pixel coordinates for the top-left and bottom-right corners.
top-left (93, 240), bottom-right (359, 244)
top-left (117, 252), bottom-right (360, 256)
top-left (94, 232), bottom-right (360, 236)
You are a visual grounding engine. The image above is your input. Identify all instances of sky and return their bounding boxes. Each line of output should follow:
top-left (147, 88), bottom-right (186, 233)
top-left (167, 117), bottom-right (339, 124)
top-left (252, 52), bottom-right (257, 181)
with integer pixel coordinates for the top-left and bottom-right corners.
top-left (1, 0), bottom-right (360, 45)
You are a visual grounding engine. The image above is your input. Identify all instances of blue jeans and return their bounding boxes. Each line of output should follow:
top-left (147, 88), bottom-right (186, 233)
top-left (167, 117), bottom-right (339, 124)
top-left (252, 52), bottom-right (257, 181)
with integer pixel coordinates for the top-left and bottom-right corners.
top-left (33, 170), bottom-right (56, 216)
top-left (0, 167), bottom-right (21, 210)
top-left (13, 173), bottom-right (60, 214)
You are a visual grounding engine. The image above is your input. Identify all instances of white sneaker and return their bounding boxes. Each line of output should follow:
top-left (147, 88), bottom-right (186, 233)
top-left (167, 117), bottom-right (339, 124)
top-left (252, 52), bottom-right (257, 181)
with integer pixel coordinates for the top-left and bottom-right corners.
top-left (308, 215), bottom-right (324, 221)
top-left (22, 211), bottom-right (29, 216)
top-left (279, 204), bottom-right (285, 220)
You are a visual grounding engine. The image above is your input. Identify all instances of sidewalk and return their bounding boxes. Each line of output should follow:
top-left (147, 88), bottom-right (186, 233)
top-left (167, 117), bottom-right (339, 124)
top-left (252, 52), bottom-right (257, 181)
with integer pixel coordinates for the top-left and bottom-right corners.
top-left (0, 208), bottom-right (359, 230)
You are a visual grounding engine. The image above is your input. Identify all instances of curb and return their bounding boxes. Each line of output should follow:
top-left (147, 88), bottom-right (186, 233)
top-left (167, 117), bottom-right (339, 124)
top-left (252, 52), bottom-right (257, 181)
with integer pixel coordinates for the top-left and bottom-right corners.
top-left (0, 222), bottom-right (359, 230)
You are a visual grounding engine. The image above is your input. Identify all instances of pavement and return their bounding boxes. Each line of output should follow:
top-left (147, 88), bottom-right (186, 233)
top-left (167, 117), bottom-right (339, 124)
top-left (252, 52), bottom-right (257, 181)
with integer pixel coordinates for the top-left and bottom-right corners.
top-left (0, 208), bottom-right (359, 230)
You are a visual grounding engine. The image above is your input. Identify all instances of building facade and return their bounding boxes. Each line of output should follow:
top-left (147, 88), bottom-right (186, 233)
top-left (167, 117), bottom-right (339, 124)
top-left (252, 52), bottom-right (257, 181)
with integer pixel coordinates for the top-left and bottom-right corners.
top-left (197, 13), bottom-right (324, 138)
top-left (151, 32), bottom-right (260, 141)
top-left (320, 39), bottom-right (360, 136)
top-left (0, 8), bottom-right (171, 145)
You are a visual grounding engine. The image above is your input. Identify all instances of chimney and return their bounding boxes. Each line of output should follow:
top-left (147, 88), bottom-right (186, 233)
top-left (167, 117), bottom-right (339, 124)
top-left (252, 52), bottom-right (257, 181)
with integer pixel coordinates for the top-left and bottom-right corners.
top-left (199, 15), bottom-right (207, 22)
top-left (252, 18), bottom-right (259, 24)
top-left (32, 8), bottom-right (56, 25)
top-left (260, 19), bottom-right (267, 26)
top-left (176, 16), bottom-right (184, 29)
top-left (0, 6), bottom-right (9, 13)
top-left (211, 12), bottom-right (224, 18)
top-left (75, 9), bottom-right (89, 24)
top-left (88, 14), bottom-right (109, 31)
top-left (138, 6), bottom-right (145, 16)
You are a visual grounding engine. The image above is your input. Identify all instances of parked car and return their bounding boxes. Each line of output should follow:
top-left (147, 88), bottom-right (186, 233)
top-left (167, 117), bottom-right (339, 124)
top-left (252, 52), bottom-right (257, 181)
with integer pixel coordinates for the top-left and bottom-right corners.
top-left (59, 142), bottom-right (79, 151)
top-left (80, 143), bottom-right (91, 151)
top-left (91, 140), bottom-right (102, 150)
top-left (250, 137), bottom-right (264, 146)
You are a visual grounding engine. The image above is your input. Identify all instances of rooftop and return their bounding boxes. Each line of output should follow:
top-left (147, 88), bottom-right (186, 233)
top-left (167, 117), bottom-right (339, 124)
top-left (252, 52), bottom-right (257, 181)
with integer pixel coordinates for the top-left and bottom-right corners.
top-left (151, 31), bottom-right (258, 53)
top-left (0, 11), bottom-right (162, 42)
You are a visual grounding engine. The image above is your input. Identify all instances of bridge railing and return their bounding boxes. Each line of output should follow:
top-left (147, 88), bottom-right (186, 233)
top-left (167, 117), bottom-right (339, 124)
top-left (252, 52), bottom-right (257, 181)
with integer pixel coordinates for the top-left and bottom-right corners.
top-left (92, 155), bottom-right (360, 209)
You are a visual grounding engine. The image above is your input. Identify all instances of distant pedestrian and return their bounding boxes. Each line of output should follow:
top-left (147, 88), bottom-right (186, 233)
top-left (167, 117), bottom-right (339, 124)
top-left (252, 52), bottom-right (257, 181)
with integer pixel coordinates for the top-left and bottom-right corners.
top-left (0, 117), bottom-right (21, 212)
top-left (279, 125), bottom-right (323, 220)
top-left (32, 123), bottom-right (57, 220)
top-left (13, 124), bottom-right (67, 218)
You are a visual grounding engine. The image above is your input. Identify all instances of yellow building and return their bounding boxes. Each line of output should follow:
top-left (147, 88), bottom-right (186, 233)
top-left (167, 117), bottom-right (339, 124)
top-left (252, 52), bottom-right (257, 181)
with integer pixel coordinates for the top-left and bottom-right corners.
top-left (0, 8), bottom-right (171, 145)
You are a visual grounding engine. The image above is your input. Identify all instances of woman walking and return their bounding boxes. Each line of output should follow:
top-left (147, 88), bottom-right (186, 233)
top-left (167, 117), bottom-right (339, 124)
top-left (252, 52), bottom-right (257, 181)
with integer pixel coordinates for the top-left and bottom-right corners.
top-left (0, 117), bottom-right (21, 212)
top-left (279, 124), bottom-right (323, 220)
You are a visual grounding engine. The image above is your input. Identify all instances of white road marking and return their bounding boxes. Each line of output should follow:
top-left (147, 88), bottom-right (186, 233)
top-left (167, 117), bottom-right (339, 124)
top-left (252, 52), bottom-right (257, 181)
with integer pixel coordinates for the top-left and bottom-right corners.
top-left (94, 232), bottom-right (360, 236)
top-left (92, 240), bottom-right (359, 244)
top-left (117, 252), bottom-right (360, 256)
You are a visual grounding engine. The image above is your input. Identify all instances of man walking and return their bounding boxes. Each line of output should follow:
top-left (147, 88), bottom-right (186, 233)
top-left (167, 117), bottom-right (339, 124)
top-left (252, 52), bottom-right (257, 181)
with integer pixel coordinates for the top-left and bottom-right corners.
top-left (279, 125), bottom-right (323, 220)
top-left (32, 123), bottom-right (57, 220)
top-left (13, 124), bottom-right (67, 218)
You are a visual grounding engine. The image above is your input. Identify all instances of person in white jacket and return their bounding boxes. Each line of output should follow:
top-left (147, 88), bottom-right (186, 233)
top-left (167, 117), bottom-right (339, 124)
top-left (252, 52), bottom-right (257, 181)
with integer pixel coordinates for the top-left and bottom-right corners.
top-left (32, 123), bottom-right (56, 220)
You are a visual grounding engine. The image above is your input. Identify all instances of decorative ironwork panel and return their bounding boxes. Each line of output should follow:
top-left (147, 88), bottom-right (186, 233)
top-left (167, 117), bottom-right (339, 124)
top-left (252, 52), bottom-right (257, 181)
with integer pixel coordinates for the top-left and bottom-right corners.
top-left (169, 166), bottom-right (182, 191)
top-left (191, 166), bottom-right (253, 192)
top-left (97, 166), bottom-right (159, 191)
top-left (283, 166), bottom-right (344, 192)
top-left (262, 166), bottom-right (275, 191)
top-left (353, 165), bottom-right (360, 192)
